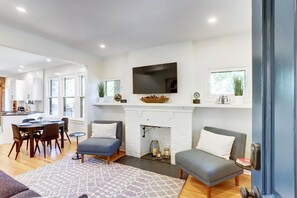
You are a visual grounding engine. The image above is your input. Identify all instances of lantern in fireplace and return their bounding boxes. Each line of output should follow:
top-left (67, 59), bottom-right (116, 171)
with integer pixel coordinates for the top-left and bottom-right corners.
top-left (163, 148), bottom-right (170, 159)
top-left (150, 140), bottom-right (160, 157)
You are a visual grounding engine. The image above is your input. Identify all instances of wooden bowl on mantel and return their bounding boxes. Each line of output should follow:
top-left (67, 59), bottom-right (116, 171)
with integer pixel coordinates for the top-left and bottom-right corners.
top-left (140, 97), bottom-right (169, 103)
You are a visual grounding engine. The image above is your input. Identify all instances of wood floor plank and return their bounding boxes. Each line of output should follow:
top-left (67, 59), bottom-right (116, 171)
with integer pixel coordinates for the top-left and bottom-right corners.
top-left (179, 174), bottom-right (251, 198)
top-left (0, 142), bottom-right (251, 197)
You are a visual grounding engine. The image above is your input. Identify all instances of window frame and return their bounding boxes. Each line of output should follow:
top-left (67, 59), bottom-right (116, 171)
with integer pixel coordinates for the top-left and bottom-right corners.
top-left (206, 67), bottom-right (251, 102)
top-left (103, 77), bottom-right (122, 100)
top-left (46, 73), bottom-right (85, 120)
top-left (62, 76), bottom-right (76, 118)
top-left (48, 78), bottom-right (59, 116)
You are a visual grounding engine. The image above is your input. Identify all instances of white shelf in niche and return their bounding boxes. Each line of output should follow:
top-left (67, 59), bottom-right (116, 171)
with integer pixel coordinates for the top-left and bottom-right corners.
top-left (93, 102), bottom-right (252, 109)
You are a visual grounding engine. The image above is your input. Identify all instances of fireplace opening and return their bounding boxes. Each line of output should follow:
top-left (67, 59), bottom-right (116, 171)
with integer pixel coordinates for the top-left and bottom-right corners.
top-left (140, 125), bottom-right (171, 164)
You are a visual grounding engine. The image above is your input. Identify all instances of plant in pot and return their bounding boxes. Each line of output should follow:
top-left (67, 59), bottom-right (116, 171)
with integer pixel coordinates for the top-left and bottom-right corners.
top-left (97, 82), bottom-right (105, 103)
top-left (233, 76), bottom-right (244, 104)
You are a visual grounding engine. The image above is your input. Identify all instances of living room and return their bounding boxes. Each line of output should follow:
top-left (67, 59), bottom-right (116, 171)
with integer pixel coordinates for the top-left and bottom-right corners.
top-left (0, 1), bottom-right (256, 197)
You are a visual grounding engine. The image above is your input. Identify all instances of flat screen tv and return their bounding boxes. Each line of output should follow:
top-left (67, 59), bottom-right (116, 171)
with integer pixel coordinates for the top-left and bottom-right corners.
top-left (133, 62), bottom-right (177, 94)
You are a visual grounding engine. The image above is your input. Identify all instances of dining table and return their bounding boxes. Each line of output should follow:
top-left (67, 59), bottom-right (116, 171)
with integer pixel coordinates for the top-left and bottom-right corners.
top-left (17, 120), bottom-right (65, 158)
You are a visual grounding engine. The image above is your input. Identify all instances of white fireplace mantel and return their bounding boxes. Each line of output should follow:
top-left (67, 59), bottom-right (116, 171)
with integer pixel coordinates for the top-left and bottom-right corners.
top-left (123, 105), bottom-right (195, 164)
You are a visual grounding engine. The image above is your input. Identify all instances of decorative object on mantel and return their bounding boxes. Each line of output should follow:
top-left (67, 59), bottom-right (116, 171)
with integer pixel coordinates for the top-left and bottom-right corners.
top-left (114, 94), bottom-right (122, 102)
top-left (120, 99), bottom-right (127, 103)
top-left (233, 76), bottom-right (244, 104)
top-left (150, 140), bottom-right (160, 157)
top-left (97, 82), bottom-right (105, 103)
top-left (140, 95), bottom-right (169, 103)
top-left (193, 92), bottom-right (200, 104)
top-left (216, 95), bottom-right (231, 104)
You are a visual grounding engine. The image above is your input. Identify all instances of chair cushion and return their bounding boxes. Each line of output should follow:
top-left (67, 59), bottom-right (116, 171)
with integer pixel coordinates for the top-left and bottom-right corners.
top-left (175, 149), bottom-right (243, 186)
top-left (10, 190), bottom-right (41, 198)
top-left (91, 123), bottom-right (117, 138)
top-left (78, 137), bottom-right (120, 156)
top-left (196, 129), bottom-right (235, 160)
top-left (0, 170), bottom-right (29, 198)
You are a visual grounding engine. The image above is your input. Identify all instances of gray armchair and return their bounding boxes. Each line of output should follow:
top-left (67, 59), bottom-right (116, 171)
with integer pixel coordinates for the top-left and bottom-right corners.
top-left (78, 120), bottom-right (122, 164)
top-left (175, 126), bottom-right (246, 198)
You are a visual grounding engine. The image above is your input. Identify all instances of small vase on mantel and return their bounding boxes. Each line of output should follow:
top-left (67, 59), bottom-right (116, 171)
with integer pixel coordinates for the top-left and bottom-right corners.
top-left (234, 95), bottom-right (244, 104)
top-left (98, 97), bottom-right (105, 103)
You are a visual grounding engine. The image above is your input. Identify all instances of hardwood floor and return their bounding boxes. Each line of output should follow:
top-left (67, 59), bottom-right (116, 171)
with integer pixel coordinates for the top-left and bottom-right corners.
top-left (0, 142), bottom-right (251, 197)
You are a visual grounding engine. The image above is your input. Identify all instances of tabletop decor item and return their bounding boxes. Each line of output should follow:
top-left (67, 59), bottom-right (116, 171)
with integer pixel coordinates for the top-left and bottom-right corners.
top-left (193, 92), bottom-right (200, 104)
top-left (114, 94), bottom-right (122, 102)
top-left (140, 95), bottom-right (169, 103)
top-left (216, 95), bottom-right (231, 104)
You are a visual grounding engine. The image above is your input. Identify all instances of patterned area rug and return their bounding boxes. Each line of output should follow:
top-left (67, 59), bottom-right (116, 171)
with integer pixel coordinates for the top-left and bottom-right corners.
top-left (15, 156), bottom-right (184, 198)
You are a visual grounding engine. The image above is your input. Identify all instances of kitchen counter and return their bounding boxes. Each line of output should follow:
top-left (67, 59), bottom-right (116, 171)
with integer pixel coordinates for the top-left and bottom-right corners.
top-left (1, 111), bottom-right (43, 116)
top-left (0, 112), bottom-right (44, 144)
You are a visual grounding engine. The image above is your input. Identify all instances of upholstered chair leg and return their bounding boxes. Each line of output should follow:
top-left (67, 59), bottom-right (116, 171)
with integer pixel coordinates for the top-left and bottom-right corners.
top-left (235, 176), bottom-right (240, 186)
top-left (207, 186), bottom-right (211, 198)
top-left (179, 169), bottom-right (183, 179)
top-left (8, 142), bottom-right (16, 157)
top-left (107, 156), bottom-right (110, 164)
top-left (26, 139), bottom-right (29, 150)
top-left (81, 154), bottom-right (84, 163)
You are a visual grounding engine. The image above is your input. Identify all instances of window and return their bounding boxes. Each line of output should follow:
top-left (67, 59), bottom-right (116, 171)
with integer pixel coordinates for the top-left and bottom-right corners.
top-left (49, 79), bottom-right (59, 116)
top-left (105, 79), bottom-right (120, 97)
top-left (210, 70), bottom-right (246, 95)
top-left (208, 68), bottom-right (248, 100)
top-left (47, 74), bottom-right (85, 120)
top-left (63, 77), bottom-right (75, 117)
top-left (79, 75), bottom-right (85, 118)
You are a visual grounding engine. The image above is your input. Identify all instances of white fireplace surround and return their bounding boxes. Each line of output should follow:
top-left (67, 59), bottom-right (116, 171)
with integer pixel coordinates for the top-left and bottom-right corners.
top-left (123, 105), bottom-right (194, 164)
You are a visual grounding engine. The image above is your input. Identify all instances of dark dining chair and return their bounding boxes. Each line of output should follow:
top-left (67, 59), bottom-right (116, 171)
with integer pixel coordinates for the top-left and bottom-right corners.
top-left (8, 124), bottom-right (30, 160)
top-left (34, 124), bottom-right (62, 158)
top-left (61, 117), bottom-right (71, 144)
top-left (21, 118), bottom-right (42, 150)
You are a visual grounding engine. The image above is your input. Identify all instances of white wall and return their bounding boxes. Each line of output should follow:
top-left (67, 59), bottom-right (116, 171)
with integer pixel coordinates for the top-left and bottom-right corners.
top-left (100, 31), bottom-right (252, 157)
top-left (0, 23), bottom-right (102, 136)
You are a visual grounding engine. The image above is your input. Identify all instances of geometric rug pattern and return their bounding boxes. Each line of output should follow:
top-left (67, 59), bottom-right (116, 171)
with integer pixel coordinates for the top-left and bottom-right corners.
top-left (15, 156), bottom-right (185, 198)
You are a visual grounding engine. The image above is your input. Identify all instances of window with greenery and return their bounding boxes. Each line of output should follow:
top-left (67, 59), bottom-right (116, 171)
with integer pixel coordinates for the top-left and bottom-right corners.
top-left (63, 77), bottom-right (75, 117)
top-left (105, 79), bottom-right (120, 97)
top-left (210, 69), bottom-right (246, 95)
top-left (49, 79), bottom-right (59, 116)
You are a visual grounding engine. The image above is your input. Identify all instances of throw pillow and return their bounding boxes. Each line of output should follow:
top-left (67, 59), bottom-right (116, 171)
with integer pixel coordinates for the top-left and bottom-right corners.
top-left (92, 123), bottom-right (117, 138)
top-left (196, 129), bottom-right (235, 160)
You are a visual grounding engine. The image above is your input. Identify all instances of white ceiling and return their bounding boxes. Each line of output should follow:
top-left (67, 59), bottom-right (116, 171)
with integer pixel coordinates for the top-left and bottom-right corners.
top-left (0, 46), bottom-right (68, 77)
top-left (0, 0), bottom-right (251, 57)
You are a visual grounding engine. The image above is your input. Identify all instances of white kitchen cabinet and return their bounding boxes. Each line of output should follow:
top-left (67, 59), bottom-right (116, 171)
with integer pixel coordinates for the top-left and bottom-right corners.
top-left (25, 77), bottom-right (43, 101)
top-left (10, 79), bottom-right (26, 101)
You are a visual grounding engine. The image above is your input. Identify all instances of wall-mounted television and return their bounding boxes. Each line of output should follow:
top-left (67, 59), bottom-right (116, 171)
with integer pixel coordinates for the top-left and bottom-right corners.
top-left (133, 62), bottom-right (177, 94)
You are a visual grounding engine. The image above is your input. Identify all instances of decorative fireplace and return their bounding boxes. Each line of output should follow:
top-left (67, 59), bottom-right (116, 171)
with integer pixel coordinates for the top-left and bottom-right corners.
top-left (123, 104), bottom-right (194, 164)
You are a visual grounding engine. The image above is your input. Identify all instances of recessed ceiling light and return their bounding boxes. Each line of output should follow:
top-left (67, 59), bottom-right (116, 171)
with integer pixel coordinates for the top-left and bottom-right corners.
top-left (20, 65), bottom-right (24, 68)
top-left (46, 58), bottom-right (52, 62)
top-left (207, 17), bottom-right (217, 25)
top-left (18, 69), bottom-right (22, 72)
top-left (16, 6), bottom-right (26, 13)
top-left (99, 44), bottom-right (106, 49)
top-left (54, 73), bottom-right (61, 75)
